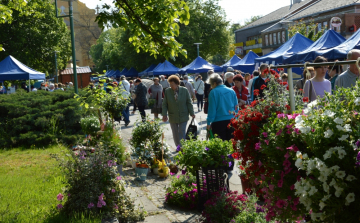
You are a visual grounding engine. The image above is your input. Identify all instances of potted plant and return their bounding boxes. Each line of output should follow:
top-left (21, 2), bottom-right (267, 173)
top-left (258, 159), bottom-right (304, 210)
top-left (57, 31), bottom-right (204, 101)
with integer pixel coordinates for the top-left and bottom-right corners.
top-left (135, 158), bottom-right (150, 181)
top-left (151, 159), bottom-right (160, 174)
top-left (158, 160), bottom-right (169, 178)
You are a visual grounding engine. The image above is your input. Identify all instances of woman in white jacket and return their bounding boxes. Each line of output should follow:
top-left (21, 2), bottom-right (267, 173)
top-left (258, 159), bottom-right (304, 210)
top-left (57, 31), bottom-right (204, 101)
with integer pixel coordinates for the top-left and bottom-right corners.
top-left (194, 74), bottom-right (205, 112)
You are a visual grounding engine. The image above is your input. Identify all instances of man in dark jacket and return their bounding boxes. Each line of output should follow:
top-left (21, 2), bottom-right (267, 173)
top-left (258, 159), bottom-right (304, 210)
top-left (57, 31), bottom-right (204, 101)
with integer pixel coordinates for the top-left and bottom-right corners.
top-left (134, 78), bottom-right (148, 122)
top-left (251, 64), bottom-right (269, 100)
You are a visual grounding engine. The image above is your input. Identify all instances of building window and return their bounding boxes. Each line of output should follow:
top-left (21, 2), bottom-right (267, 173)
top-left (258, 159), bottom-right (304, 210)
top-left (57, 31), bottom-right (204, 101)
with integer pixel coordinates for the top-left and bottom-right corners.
top-left (273, 33), bottom-right (277, 45)
top-left (318, 23), bottom-right (322, 32)
top-left (269, 33), bottom-right (273, 45)
top-left (323, 21), bottom-right (328, 30)
top-left (278, 32), bottom-right (281, 45)
top-left (282, 31), bottom-right (286, 43)
top-left (265, 35), bottom-right (269, 46)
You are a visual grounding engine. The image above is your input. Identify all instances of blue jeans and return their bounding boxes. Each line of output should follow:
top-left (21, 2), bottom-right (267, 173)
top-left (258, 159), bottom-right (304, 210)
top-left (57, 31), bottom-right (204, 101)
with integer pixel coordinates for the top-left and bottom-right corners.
top-left (122, 104), bottom-right (130, 123)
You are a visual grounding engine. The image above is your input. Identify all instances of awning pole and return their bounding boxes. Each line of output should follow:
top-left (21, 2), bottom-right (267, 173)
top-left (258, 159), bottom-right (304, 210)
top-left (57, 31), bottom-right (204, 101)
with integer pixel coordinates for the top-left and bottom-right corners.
top-left (288, 68), bottom-right (295, 112)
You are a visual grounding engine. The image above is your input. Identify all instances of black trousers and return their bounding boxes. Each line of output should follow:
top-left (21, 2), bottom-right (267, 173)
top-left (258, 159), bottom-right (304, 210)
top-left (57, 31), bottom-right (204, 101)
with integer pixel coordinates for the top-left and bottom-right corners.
top-left (211, 119), bottom-right (232, 141)
top-left (138, 105), bottom-right (146, 122)
top-left (196, 93), bottom-right (204, 109)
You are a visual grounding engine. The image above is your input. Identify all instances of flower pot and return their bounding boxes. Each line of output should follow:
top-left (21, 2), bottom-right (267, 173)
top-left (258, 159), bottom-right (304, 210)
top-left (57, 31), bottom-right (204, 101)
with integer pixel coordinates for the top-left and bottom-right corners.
top-left (135, 167), bottom-right (149, 181)
top-left (158, 167), bottom-right (169, 178)
top-left (169, 165), bottom-right (178, 174)
top-left (136, 163), bottom-right (149, 168)
top-left (240, 176), bottom-right (251, 194)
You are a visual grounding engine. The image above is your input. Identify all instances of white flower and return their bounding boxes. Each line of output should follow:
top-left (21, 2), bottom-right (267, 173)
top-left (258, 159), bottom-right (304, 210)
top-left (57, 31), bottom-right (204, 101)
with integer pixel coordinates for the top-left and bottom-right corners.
top-left (319, 201), bottom-right (326, 210)
top-left (331, 165), bottom-right (340, 172)
top-left (354, 97), bottom-right (360, 106)
top-left (303, 108), bottom-right (310, 115)
top-left (296, 151), bottom-right (302, 159)
top-left (334, 117), bottom-right (344, 125)
top-left (335, 188), bottom-right (343, 197)
top-left (318, 175), bottom-right (327, 183)
top-left (336, 171), bottom-right (346, 179)
top-left (337, 149), bottom-right (346, 159)
top-left (346, 175), bottom-right (357, 181)
top-left (336, 125), bottom-right (345, 131)
top-left (303, 153), bottom-right (308, 159)
top-left (329, 178), bottom-right (336, 186)
top-left (324, 129), bottom-right (333, 138)
top-left (323, 110), bottom-right (335, 118)
top-left (295, 158), bottom-right (303, 169)
top-left (344, 124), bottom-right (352, 132)
top-left (322, 182), bottom-right (330, 193)
top-left (307, 160), bottom-right (316, 175)
top-left (322, 194), bottom-right (331, 202)
top-left (308, 186), bottom-right (318, 196)
top-left (345, 193), bottom-right (355, 205)
top-left (311, 212), bottom-right (322, 221)
top-left (323, 151), bottom-right (332, 160)
top-left (295, 115), bottom-right (303, 124)
top-left (338, 134), bottom-right (349, 141)
top-left (299, 126), bottom-right (311, 134)
top-left (308, 100), bottom-right (318, 109)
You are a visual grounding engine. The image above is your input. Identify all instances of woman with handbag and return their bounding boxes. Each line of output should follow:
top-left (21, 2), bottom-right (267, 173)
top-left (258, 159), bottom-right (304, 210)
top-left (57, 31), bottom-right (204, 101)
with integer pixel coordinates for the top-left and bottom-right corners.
top-left (232, 74), bottom-right (249, 109)
top-left (148, 77), bottom-right (163, 120)
top-left (203, 70), bottom-right (214, 114)
top-left (162, 75), bottom-right (195, 148)
top-left (206, 73), bottom-right (238, 141)
top-left (303, 56), bottom-right (331, 103)
top-left (194, 74), bottom-right (205, 112)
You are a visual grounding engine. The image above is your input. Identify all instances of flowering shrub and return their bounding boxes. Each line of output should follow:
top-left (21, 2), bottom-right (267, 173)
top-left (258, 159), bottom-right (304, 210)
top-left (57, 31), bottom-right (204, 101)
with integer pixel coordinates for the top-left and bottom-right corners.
top-left (165, 173), bottom-right (198, 209)
top-left (175, 137), bottom-right (233, 175)
top-left (80, 115), bottom-right (101, 136)
top-left (231, 194), bottom-right (276, 223)
top-left (52, 132), bottom-right (145, 221)
top-left (201, 190), bottom-right (248, 223)
top-left (129, 118), bottom-right (163, 149)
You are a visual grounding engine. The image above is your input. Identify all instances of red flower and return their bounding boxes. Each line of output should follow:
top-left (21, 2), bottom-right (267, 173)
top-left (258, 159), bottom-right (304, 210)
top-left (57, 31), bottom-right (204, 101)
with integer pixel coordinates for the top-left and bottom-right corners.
top-left (260, 84), bottom-right (266, 90)
top-left (303, 97), bottom-right (309, 103)
top-left (265, 78), bottom-right (270, 83)
top-left (299, 88), bottom-right (303, 92)
top-left (270, 69), bottom-right (276, 75)
top-left (286, 85), bottom-right (289, 91)
top-left (263, 68), bottom-right (269, 74)
top-left (275, 74), bottom-right (280, 79)
top-left (253, 89), bottom-right (260, 96)
top-left (280, 82), bottom-right (287, 86)
top-left (277, 68), bottom-right (284, 72)
top-left (285, 105), bottom-right (291, 110)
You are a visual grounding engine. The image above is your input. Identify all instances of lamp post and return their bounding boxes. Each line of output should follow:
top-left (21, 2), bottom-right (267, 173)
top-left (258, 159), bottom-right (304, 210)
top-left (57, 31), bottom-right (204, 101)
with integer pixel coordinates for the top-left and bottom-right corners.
top-left (55, 0), bottom-right (78, 94)
top-left (106, 65), bottom-right (109, 71)
top-left (54, 51), bottom-right (59, 83)
top-left (194, 43), bottom-right (202, 57)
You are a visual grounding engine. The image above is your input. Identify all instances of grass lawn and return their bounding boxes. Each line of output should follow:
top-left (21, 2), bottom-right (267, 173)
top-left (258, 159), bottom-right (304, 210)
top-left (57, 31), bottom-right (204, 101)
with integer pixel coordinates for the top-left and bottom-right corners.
top-left (0, 145), bottom-right (100, 223)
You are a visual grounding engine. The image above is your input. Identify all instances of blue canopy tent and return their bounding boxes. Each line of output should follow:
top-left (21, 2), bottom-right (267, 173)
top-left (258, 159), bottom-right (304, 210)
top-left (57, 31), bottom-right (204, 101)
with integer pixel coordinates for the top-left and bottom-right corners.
top-left (111, 70), bottom-right (121, 78)
top-left (255, 33), bottom-right (313, 65)
top-left (284, 30), bottom-right (346, 64)
top-left (138, 64), bottom-right (157, 76)
top-left (124, 67), bottom-right (138, 78)
top-left (232, 51), bottom-right (260, 73)
top-left (221, 55), bottom-right (241, 71)
top-left (312, 28), bottom-right (360, 60)
top-left (149, 60), bottom-right (180, 76)
top-left (105, 70), bottom-right (115, 77)
top-left (0, 55), bottom-right (45, 81)
top-left (179, 56), bottom-right (222, 74)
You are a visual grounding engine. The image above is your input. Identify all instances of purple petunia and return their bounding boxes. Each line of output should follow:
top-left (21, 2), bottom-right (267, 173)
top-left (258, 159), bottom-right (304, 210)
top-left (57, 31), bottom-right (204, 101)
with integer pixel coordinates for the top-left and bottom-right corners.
top-left (228, 154), bottom-right (233, 159)
top-left (182, 169), bottom-right (186, 175)
top-left (176, 145), bottom-right (181, 152)
top-left (228, 162), bottom-right (232, 167)
top-left (357, 151), bottom-right (360, 161)
top-left (356, 141), bottom-right (360, 148)
top-left (205, 147), bottom-right (209, 151)
top-left (256, 206), bottom-right (265, 213)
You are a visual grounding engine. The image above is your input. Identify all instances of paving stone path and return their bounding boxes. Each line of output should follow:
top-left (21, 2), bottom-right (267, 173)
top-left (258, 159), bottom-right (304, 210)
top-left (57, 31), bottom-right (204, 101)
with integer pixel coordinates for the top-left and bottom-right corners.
top-left (118, 102), bottom-right (243, 223)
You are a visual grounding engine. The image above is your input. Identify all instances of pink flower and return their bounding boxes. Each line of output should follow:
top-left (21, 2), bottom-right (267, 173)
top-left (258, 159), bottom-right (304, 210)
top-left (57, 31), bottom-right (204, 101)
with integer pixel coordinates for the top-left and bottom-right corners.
top-left (113, 204), bottom-right (118, 209)
top-left (269, 184), bottom-right (274, 191)
top-left (57, 193), bottom-right (64, 201)
top-left (254, 178), bottom-right (260, 185)
top-left (277, 114), bottom-right (285, 119)
top-left (286, 130), bottom-right (292, 134)
top-left (88, 203), bottom-right (94, 208)
top-left (278, 179), bottom-right (283, 188)
top-left (283, 159), bottom-right (291, 168)
top-left (286, 124), bottom-right (293, 129)
top-left (261, 174), bottom-right (265, 181)
top-left (174, 190), bottom-right (177, 194)
top-left (107, 160), bottom-right (113, 167)
top-left (276, 199), bottom-right (286, 208)
top-left (176, 175), bottom-right (180, 179)
top-left (255, 142), bottom-right (261, 150)
top-left (284, 152), bottom-right (290, 159)
top-left (264, 140), bottom-right (269, 145)
top-left (116, 176), bottom-right (122, 180)
top-left (170, 172), bottom-right (175, 176)
top-left (290, 184), bottom-right (295, 190)
top-left (98, 193), bottom-right (104, 201)
top-left (286, 144), bottom-right (299, 152)
top-left (276, 146), bottom-right (283, 151)
top-left (111, 189), bottom-right (115, 193)
top-left (294, 128), bottom-right (300, 134)
top-left (192, 183), bottom-right (197, 187)
top-left (67, 193), bottom-right (71, 197)
top-left (262, 132), bottom-right (268, 138)
top-left (258, 160), bottom-right (262, 167)
top-left (97, 200), bottom-right (103, 208)
top-left (276, 129), bottom-right (283, 136)
top-left (57, 204), bottom-right (63, 210)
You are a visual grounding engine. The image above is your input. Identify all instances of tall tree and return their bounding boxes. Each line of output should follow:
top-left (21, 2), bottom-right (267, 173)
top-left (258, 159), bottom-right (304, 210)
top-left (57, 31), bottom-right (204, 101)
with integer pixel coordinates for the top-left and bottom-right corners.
top-left (96, 0), bottom-right (190, 59)
top-left (0, 0), bottom-right (71, 74)
top-left (288, 18), bottom-right (326, 42)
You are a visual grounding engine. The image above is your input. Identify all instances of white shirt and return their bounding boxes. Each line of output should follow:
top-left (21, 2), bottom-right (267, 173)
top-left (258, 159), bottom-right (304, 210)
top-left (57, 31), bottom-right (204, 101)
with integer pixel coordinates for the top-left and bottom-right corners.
top-left (119, 79), bottom-right (130, 92)
top-left (194, 79), bottom-right (205, 95)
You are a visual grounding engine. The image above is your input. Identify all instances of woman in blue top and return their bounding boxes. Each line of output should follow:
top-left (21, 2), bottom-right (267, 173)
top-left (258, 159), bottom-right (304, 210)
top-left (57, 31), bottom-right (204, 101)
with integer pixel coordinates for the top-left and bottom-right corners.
top-left (206, 73), bottom-right (238, 141)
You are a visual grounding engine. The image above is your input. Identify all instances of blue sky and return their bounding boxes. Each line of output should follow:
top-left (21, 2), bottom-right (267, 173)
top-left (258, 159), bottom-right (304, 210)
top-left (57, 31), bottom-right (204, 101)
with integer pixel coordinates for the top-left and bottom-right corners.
top-left (81, 0), bottom-right (293, 25)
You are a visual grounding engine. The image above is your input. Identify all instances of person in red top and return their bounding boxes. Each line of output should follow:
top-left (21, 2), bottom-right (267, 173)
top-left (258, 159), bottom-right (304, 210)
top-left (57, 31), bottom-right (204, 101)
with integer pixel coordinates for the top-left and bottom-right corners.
top-left (232, 74), bottom-right (249, 109)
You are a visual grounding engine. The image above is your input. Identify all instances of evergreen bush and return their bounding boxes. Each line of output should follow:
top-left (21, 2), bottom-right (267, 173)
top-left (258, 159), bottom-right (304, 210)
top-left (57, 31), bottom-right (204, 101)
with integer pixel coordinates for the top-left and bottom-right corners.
top-left (0, 89), bottom-right (85, 148)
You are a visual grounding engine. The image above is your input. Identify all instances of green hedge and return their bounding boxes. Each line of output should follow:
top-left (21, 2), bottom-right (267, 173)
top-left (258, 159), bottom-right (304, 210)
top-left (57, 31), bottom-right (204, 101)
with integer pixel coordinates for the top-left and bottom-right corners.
top-left (0, 89), bottom-right (85, 148)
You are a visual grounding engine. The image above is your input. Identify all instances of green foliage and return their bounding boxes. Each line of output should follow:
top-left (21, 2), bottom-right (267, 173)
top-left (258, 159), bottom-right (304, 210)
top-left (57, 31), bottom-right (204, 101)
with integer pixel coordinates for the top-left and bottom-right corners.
top-left (0, 0), bottom-right (71, 73)
top-left (232, 194), bottom-right (273, 223)
top-left (129, 118), bottom-right (163, 150)
top-left (52, 143), bottom-right (146, 222)
top-left (96, 0), bottom-right (190, 59)
top-left (0, 90), bottom-right (84, 148)
top-left (0, 145), bottom-right (102, 222)
top-left (165, 173), bottom-right (198, 209)
top-left (81, 116), bottom-right (101, 136)
top-left (288, 18), bottom-right (326, 42)
top-left (175, 137), bottom-right (233, 174)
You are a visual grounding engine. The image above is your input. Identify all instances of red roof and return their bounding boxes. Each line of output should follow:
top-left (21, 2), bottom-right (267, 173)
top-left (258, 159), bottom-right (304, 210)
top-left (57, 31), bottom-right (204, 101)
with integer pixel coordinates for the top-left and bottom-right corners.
top-left (60, 66), bottom-right (92, 75)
